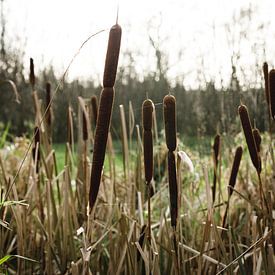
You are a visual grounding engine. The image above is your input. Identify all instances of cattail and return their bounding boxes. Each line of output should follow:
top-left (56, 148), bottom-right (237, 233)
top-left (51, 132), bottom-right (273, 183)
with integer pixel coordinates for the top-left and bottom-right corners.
top-left (252, 128), bottom-right (262, 173)
top-left (45, 82), bottom-right (52, 128)
top-left (228, 146), bottom-right (243, 197)
top-left (168, 151), bottom-right (178, 228)
top-left (252, 128), bottom-right (261, 154)
top-left (82, 108), bottom-right (88, 141)
top-left (212, 134), bottom-right (221, 203)
top-left (269, 69), bottom-right (275, 120)
top-left (142, 99), bottom-right (154, 183)
top-left (103, 24), bottom-right (122, 88)
top-left (91, 95), bottom-right (98, 127)
top-left (163, 95), bottom-right (177, 151)
top-left (89, 24), bottom-right (122, 210)
top-left (263, 62), bottom-right (269, 106)
top-left (89, 87), bottom-right (115, 209)
top-left (238, 104), bottom-right (260, 173)
top-left (29, 58), bottom-right (35, 89)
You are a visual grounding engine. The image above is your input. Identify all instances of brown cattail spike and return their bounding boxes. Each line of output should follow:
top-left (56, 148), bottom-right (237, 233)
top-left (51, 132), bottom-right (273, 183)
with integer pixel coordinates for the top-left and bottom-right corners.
top-left (252, 128), bottom-right (262, 173)
top-left (142, 99), bottom-right (154, 131)
top-left (29, 58), bottom-right (35, 89)
top-left (269, 69), bottom-right (275, 120)
top-left (212, 134), bottom-right (220, 203)
top-left (263, 62), bottom-right (269, 106)
top-left (163, 95), bottom-right (177, 152)
top-left (228, 146), bottom-right (243, 197)
top-left (82, 108), bottom-right (88, 141)
top-left (89, 87), bottom-right (115, 209)
top-left (91, 95), bottom-right (98, 127)
top-left (238, 104), bottom-right (260, 172)
top-left (103, 24), bottom-right (122, 88)
top-left (168, 151), bottom-right (178, 228)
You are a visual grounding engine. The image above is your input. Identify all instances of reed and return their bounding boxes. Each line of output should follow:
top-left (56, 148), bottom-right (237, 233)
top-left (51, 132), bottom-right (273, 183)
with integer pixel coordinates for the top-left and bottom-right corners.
top-left (89, 23), bottom-right (122, 210)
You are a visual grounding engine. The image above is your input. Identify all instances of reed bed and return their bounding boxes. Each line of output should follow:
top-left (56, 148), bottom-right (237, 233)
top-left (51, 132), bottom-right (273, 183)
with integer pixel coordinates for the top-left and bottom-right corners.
top-left (0, 27), bottom-right (274, 275)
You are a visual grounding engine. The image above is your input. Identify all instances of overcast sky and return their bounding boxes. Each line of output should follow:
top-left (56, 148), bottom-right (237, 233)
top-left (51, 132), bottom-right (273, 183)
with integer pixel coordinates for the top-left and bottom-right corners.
top-left (3, 0), bottom-right (275, 88)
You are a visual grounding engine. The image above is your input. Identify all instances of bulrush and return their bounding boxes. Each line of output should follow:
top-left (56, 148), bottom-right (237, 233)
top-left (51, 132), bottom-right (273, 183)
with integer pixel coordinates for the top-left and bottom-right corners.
top-left (228, 146), bottom-right (243, 197)
top-left (212, 134), bottom-right (221, 203)
top-left (263, 62), bottom-right (269, 106)
top-left (89, 24), bottom-right (122, 210)
top-left (238, 104), bottom-right (260, 173)
top-left (29, 58), bottom-right (35, 90)
top-left (142, 99), bottom-right (154, 184)
top-left (269, 69), bottom-right (275, 120)
top-left (91, 95), bottom-right (98, 127)
top-left (163, 94), bottom-right (178, 228)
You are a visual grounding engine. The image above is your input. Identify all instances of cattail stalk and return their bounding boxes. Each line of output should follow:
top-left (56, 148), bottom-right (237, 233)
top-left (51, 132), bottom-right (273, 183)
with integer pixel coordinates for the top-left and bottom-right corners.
top-left (89, 24), bottom-right (122, 211)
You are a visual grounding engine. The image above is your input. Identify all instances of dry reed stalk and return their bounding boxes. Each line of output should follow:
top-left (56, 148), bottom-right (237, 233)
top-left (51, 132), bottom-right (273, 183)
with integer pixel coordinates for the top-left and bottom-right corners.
top-left (32, 126), bottom-right (40, 174)
top-left (212, 134), bottom-right (220, 204)
top-left (89, 23), bottom-right (121, 210)
top-left (269, 69), bottom-right (275, 120)
top-left (263, 62), bottom-right (270, 106)
top-left (238, 104), bottom-right (260, 173)
top-left (91, 95), bottom-right (98, 128)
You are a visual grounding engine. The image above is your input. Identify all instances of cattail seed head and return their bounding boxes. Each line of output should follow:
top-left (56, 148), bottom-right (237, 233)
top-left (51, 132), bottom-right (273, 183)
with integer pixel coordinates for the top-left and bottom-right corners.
top-left (29, 58), bottom-right (35, 89)
top-left (168, 151), bottom-right (178, 228)
top-left (82, 109), bottom-right (88, 141)
top-left (89, 87), bottom-right (115, 210)
top-left (238, 104), bottom-right (260, 173)
top-left (263, 62), bottom-right (269, 106)
top-left (212, 134), bottom-right (221, 203)
top-left (163, 94), bottom-right (177, 152)
top-left (252, 128), bottom-right (261, 173)
top-left (143, 130), bottom-right (153, 183)
top-left (269, 69), bottom-right (275, 120)
top-left (228, 146), bottom-right (243, 197)
top-left (91, 95), bottom-right (98, 127)
top-left (103, 24), bottom-right (122, 88)
top-left (142, 99), bottom-right (154, 131)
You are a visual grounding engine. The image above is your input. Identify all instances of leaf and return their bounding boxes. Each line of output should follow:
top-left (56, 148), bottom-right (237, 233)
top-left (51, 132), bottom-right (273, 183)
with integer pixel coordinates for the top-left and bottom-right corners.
top-left (0, 255), bottom-right (12, 266)
top-left (177, 151), bottom-right (194, 173)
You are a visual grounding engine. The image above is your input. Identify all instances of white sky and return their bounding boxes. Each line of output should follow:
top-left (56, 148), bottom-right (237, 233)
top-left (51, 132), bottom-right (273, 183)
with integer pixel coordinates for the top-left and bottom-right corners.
top-left (4, 0), bottom-right (275, 88)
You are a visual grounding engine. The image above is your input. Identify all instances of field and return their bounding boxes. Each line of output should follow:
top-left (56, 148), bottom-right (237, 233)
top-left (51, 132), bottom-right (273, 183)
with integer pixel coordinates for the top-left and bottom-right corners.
top-left (0, 23), bottom-right (275, 275)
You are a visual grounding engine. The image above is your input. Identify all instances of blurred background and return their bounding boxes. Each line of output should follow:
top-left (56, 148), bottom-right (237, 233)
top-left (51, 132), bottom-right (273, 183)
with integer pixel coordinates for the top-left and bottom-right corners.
top-left (0, 0), bottom-right (274, 142)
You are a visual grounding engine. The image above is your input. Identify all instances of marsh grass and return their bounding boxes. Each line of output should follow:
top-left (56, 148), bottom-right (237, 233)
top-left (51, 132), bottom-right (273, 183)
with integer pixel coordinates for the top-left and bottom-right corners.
top-left (0, 29), bottom-right (274, 275)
